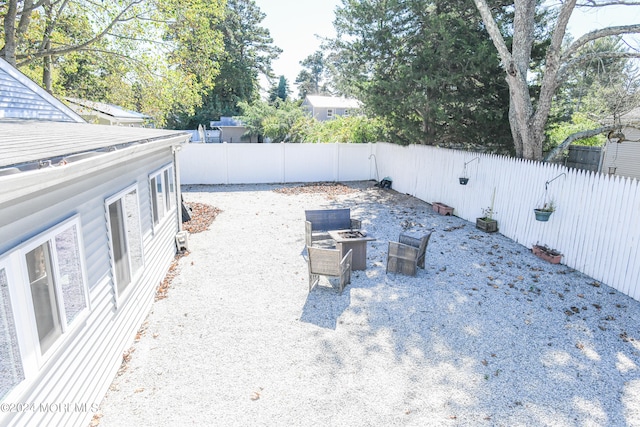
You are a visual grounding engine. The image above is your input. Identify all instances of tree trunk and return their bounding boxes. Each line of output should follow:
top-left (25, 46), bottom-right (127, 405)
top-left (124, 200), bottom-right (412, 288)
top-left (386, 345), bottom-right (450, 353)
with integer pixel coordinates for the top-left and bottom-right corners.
top-left (473, 0), bottom-right (574, 160)
top-left (42, 0), bottom-right (53, 92)
top-left (544, 125), bottom-right (618, 162)
top-left (43, 54), bottom-right (52, 93)
top-left (2, 0), bottom-right (19, 66)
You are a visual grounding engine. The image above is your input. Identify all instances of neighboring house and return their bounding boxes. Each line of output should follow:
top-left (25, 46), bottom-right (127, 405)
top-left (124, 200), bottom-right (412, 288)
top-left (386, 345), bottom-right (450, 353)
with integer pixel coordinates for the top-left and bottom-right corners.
top-left (0, 61), bottom-right (84, 123)
top-left (208, 116), bottom-right (262, 143)
top-left (0, 58), bottom-right (190, 426)
top-left (65, 97), bottom-right (151, 127)
top-left (600, 108), bottom-right (640, 180)
top-left (301, 95), bottom-right (362, 122)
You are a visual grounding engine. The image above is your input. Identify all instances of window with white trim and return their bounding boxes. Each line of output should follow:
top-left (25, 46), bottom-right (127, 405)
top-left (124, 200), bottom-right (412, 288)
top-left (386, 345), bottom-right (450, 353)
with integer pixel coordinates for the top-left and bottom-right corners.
top-left (327, 109), bottom-right (334, 119)
top-left (0, 265), bottom-right (24, 400)
top-left (22, 218), bottom-right (89, 356)
top-left (150, 165), bottom-right (176, 226)
top-left (106, 186), bottom-right (143, 298)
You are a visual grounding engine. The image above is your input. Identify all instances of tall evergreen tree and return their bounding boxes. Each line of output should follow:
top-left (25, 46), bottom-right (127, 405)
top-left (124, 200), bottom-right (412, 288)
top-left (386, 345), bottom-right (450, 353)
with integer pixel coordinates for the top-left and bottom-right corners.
top-left (175, 0), bottom-right (281, 128)
top-left (295, 51), bottom-right (330, 99)
top-left (269, 75), bottom-right (290, 103)
top-left (330, 0), bottom-right (514, 149)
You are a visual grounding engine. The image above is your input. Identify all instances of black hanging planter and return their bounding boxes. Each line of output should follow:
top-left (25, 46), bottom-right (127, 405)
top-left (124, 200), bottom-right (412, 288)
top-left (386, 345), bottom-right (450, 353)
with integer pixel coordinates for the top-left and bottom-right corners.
top-left (459, 157), bottom-right (478, 186)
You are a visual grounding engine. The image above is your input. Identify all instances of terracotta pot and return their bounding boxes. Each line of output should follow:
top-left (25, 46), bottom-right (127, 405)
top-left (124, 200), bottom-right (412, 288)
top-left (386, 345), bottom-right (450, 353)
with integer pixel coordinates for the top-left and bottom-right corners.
top-left (432, 202), bottom-right (453, 216)
top-left (532, 245), bottom-right (562, 264)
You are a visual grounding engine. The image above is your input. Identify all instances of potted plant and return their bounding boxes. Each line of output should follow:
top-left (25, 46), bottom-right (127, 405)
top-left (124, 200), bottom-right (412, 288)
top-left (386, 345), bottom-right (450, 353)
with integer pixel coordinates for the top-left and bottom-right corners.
top-left (532, 244), bottom-right (562, 264)
top-left (459, 157), bottom-right (478, 185)
top-left (432, 202), bottom-right (454, 216)
top-left (476, 189), bottom-right (498, 232)
top-left (476, 207), bottom-right (498, 233)
top-left (534, 200), bottom-right (555, 222)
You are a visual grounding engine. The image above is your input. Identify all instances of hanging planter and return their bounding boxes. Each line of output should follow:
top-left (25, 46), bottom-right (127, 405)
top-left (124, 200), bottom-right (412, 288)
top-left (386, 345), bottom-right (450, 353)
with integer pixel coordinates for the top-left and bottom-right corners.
top-left (459, 157), bottom-right (478, 185)
top-left (534, 208), bottom-right (553, 222)
top-left (534, 174), bottom-right (564, 222)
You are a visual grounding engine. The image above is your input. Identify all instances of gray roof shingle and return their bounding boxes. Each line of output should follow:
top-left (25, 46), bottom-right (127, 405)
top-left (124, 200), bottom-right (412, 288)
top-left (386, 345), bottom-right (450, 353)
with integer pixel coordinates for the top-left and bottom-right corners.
top-left (0, 120), bottom-right (190, 168)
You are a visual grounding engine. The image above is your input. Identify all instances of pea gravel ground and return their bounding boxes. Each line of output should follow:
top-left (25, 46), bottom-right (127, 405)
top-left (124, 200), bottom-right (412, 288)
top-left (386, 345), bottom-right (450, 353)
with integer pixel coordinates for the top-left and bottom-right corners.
top-left (95, 181), bottom-right (640, 427)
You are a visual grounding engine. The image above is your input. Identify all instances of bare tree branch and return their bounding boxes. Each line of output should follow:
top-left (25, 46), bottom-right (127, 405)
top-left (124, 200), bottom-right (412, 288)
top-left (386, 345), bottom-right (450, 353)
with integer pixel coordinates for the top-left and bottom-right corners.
top-left (577, 1), bottom-right (640, 6)
top-left (15, 0), bottom-right (147, 66)
top-left (558, 51), bottom-right (640, 81)
top-left (544, 125), bottom-right (618, 161)
top-left (564, 24), bottom-right (640, 59)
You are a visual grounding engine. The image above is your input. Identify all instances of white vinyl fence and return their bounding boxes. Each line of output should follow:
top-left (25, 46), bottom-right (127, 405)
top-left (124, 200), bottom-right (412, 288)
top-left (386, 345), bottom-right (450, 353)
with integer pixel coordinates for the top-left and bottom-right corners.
top-left (179, 142), bottom-right (640, 301)
top-left (180, 142), bottom-right (376, 184)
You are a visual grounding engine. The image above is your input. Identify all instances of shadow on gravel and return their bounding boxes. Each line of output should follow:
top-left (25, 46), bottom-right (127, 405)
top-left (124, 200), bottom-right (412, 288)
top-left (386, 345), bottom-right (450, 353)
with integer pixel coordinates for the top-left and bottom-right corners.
top-left (300, 285), bottom-right (352, 329)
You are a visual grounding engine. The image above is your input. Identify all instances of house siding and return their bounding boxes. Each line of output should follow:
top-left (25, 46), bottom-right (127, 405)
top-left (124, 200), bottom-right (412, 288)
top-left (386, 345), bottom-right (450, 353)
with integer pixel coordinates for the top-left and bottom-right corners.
top-left (601, 126), bottom-right (640, 180)
top-left (0, 146), bottom-right (180, 427)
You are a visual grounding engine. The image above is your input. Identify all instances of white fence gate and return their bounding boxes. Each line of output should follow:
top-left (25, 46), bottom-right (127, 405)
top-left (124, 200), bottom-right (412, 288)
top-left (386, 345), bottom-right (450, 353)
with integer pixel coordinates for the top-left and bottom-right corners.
top-left (179, 142), bottom-right (640, 301)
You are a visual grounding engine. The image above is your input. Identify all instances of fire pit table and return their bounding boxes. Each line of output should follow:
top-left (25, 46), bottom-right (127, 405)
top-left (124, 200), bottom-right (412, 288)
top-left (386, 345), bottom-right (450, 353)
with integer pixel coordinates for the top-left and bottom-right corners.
top-left (328, 229), bottom-right (376, 271)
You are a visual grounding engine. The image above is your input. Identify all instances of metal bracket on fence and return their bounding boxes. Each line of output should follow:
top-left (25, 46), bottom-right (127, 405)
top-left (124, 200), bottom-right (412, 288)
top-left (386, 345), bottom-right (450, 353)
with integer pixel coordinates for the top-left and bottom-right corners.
top-left (461, 157), bottom-right (479, 179)
top-left (369, 154), bottom-right (379, 183)
top-left (464, 157), bottom-right (479, 167)
top-left (545, 173), bottom-right (566, 191)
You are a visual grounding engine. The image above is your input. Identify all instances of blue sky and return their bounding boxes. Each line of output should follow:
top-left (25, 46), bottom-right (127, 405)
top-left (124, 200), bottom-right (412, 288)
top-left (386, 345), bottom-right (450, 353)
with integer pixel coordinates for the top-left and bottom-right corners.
top-left (254, 0), bottom-right (640, 93)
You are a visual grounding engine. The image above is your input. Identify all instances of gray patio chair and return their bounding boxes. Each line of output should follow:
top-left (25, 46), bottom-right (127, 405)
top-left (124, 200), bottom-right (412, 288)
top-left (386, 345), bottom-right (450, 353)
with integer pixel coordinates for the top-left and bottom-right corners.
top-left (386, 232), bottom-right (432, 276)
top-left (307, 247), bottom-right (353, 294)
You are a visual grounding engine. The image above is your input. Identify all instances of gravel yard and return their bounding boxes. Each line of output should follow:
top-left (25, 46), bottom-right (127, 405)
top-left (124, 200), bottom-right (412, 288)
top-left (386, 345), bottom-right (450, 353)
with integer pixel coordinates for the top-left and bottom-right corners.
top-left (95, 181), bottom-right (640, 427)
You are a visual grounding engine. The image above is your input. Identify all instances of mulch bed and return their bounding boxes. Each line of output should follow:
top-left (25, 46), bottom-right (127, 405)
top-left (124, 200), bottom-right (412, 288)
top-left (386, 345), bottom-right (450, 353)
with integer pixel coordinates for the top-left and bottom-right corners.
top-left (273, 182), bottom-right (360, 196)
top-left (182, 202), bottom-right (222, 234)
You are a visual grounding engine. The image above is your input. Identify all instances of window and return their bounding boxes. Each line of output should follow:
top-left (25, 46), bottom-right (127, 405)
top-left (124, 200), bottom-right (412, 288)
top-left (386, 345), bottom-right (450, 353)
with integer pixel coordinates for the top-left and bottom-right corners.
top-left (107, 186), bottom-right (143, 298)
top-left (344, 109), bottom-right (350, 117)
top-left (0, 266), bottom-right (24, 400)
top-left (150, 173), bottom-right (164, 225)
top-left (165, 168), bottom-right (176, 212)
top-left (327, 109), bottom-right (334, 119)
top-left (22, 218), bottom-right (89, 356)
top-left (150, 165), bottom-right (176, 226)
top-left (26, 243), bottom-right (62, 353)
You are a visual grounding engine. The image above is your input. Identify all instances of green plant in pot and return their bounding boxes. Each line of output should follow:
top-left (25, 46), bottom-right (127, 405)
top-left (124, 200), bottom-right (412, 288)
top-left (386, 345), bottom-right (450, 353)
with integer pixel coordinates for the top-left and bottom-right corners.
top-left (534, 200), bottom-right (555, 222)
top-left (476, 206), bottom-right (498, 233)
top-left (476, 189), bottom-right (498, 232)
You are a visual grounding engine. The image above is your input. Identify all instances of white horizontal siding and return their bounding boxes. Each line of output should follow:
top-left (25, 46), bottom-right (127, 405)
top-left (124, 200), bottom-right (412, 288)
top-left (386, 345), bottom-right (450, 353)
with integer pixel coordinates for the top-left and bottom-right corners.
top-left (0, 145), bottom-right (180, 427)
top-left (601, 129), bottom-right (640, 180)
